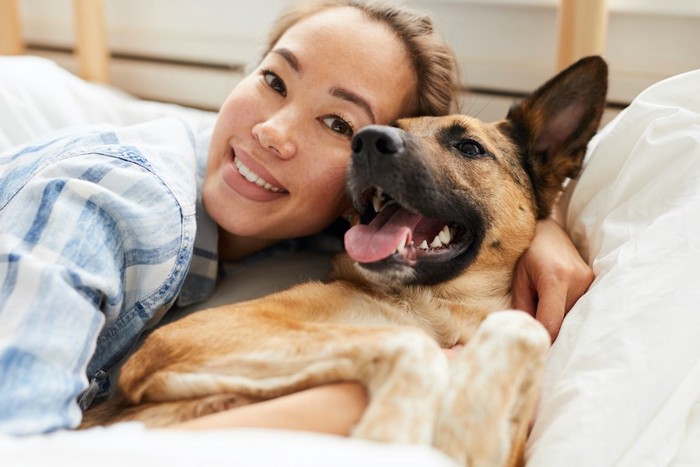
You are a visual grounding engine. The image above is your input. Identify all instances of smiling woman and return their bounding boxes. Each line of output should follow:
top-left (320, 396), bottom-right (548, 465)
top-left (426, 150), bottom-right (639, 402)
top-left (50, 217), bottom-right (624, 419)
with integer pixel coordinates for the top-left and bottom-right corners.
top-left (203, 7), bottom-right (418, 245)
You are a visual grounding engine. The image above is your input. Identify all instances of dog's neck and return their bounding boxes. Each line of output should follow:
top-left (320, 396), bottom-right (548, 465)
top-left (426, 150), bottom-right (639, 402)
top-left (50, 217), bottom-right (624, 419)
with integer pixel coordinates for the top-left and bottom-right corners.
top-left (332, 254), bottom-right (515, 346)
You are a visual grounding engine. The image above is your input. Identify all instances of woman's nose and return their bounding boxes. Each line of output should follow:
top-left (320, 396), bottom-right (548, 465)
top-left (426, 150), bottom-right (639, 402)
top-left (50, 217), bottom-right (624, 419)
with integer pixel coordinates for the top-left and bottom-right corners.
top-left (252, 117), bottom-right (297, 160)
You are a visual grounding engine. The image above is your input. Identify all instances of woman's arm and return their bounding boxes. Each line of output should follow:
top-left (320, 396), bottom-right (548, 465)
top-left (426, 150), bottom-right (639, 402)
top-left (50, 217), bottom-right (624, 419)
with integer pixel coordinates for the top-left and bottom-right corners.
top-left (512, 217), bottom-right (594, 341)
top-left (169, 383), bottom-right (368, 435)
top-left (167, 347), bottom-right (467, 434)
top-left (0, 123), bottom-right (198, 435)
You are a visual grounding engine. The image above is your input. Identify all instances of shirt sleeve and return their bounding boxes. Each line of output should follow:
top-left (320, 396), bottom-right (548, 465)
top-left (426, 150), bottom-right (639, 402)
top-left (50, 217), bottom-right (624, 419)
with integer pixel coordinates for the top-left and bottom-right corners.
top-left (0, 147), bottom-right (195, 435)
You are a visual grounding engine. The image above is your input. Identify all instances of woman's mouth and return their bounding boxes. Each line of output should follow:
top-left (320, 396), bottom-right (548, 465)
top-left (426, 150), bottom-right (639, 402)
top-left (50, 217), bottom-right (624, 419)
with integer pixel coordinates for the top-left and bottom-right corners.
top-left (221, 148), bottom-right (288, 202)
top-left (234, 158), bottom-right (286, 193)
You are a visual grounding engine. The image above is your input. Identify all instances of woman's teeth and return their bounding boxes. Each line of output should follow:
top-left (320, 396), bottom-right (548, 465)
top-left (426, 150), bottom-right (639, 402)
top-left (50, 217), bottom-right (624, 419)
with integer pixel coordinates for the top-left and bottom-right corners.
top-left (234, 158), bottom-right (284, 193)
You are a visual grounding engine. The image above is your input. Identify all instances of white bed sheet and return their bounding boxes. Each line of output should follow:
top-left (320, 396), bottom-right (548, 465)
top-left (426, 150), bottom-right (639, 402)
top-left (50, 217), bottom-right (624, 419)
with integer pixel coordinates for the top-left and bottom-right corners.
top-left (2, 56), bottom-right (700, 466)
top-left (0, 424), bottom-right (458, 467)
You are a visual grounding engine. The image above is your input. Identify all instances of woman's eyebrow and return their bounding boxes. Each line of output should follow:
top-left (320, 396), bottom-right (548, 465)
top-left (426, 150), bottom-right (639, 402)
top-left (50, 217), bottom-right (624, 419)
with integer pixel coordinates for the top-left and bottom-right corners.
top-left (271, 47), bottom-right (301, 72)
top-left (330, 87), bottom-right (376, 124)
top-left (271, 47), bottom-right (376, 123)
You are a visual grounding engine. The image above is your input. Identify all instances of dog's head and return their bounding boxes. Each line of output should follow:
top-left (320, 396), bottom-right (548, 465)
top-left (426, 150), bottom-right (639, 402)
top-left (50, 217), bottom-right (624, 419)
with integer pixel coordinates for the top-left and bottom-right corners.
top-left (343, 56), bottom-right (607, 288)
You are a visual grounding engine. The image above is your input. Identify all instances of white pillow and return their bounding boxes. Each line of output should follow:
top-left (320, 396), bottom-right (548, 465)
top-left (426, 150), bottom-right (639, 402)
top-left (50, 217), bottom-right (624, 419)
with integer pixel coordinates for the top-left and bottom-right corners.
top-left (528, 69), bottom-right (700, 466)
top-left (0, 56), bottom-right (216, 151)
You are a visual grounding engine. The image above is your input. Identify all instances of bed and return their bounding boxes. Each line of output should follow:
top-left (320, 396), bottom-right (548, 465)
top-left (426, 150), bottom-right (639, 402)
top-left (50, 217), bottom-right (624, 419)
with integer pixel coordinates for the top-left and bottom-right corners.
top-left (2, 2), bottom-right (700, 466)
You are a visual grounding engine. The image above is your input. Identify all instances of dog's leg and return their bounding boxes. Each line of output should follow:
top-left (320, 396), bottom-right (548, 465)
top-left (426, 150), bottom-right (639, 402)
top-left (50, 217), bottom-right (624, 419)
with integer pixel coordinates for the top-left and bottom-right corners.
top-left (433, 311), bottom-right (550, 467)
top-left (115, 302), bottom-right (449, 443)
top-left (349, 328), bottom-right (450, 444)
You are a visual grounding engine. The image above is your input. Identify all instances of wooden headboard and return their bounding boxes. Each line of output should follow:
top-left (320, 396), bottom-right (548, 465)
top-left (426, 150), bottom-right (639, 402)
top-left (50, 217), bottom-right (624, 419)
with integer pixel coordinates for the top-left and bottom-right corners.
top-left (1, 0), bottom-right (607, 85)
top-left (1, 0), bottom-right (110, 83)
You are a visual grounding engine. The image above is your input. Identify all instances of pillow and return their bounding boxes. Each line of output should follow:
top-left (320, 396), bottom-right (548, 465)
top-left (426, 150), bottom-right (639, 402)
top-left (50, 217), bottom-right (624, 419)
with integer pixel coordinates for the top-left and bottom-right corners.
top-left (0, 56), bottom-right (216, 151)
top-left (528, 69), bottom-right (700, 466)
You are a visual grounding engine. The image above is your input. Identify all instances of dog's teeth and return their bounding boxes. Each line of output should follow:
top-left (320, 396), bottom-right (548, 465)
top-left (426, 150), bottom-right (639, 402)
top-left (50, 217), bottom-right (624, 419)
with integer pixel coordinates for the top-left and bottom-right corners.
top-left (372, 188), bottom-right (387, 213)
top-left (372, 194), bottom-right (385, 213)
top-left (438, 225), bottom-right (451, 245)
top-left (396, 235), bottom-right (408, 253)
top-left (430, 235), bottom-right (442, 248)
top-left (419, 240), bottom-right (429, 250)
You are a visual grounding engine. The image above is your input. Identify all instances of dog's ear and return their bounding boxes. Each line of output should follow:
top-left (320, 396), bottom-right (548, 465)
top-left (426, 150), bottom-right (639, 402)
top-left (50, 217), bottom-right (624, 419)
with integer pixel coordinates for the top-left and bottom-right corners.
top-left (506, 55), bottom-right (608, 218)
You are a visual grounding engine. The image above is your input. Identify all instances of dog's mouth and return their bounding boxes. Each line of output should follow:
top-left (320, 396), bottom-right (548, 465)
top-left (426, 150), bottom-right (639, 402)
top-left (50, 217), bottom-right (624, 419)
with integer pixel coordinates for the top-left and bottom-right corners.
top-left (344, 187), bottom-right (473, 268)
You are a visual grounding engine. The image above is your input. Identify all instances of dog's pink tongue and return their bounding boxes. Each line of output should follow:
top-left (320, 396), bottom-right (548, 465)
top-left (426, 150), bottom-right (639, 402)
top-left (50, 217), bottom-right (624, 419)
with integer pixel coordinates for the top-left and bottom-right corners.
top-left (344, 205), bottom-right (422, 263)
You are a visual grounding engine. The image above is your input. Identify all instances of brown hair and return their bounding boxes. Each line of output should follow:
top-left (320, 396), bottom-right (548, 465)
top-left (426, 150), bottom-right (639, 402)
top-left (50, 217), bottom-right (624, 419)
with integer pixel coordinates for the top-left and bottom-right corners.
top-left (264, 0), bottom-right (459, 117)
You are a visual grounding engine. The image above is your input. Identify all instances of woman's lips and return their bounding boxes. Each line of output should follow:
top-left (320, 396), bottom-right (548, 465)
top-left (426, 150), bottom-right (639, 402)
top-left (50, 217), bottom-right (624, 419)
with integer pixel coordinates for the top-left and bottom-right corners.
top-left (221, 148), bottom-right (288, 202)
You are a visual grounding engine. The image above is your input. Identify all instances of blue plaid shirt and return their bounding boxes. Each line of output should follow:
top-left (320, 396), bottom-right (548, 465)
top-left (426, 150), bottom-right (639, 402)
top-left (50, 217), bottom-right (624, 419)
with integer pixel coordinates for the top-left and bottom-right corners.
top-left (0, 118), bottom-right (218, 435)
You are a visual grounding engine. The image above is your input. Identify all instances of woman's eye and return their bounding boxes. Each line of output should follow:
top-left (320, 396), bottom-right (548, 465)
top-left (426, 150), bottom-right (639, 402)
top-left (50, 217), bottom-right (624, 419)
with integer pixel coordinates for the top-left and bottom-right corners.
top-left (454, 139), bottom-right (487, 158)
top-left (322, 115), bottom-right (354, 137)
top-left (263, 70), bottom-right (286, 97)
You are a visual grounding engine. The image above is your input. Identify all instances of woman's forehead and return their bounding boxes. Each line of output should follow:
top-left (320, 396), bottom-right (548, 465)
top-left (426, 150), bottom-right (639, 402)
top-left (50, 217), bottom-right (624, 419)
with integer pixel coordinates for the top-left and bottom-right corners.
top-left (275, 8), bottom-right (395, 58)
top-left (273, 7), bottom-right (417, 122)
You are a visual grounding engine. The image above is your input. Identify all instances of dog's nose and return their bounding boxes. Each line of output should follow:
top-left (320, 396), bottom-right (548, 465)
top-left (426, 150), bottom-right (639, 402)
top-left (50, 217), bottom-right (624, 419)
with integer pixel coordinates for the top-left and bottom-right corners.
top-left (351, 125), bottom-right (404, 158)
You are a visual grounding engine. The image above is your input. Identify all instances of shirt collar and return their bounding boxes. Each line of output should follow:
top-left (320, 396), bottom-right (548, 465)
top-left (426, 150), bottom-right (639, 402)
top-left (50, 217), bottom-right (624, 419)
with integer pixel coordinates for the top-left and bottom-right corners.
top-left (175, 126), bottom-right (219, 307)
top-left (175, 198), bottom-right (219, 307)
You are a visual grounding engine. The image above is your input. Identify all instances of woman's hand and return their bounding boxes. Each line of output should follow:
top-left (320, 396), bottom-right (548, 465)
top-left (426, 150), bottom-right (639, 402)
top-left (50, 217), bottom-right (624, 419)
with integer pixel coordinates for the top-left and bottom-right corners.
top-left (512, 218), bottom-right (594, 342)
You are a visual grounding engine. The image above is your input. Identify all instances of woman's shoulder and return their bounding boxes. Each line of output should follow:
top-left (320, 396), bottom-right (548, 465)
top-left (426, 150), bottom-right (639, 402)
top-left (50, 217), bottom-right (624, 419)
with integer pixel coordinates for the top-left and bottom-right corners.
top-left (0, 119), bottom-right (202, 344)
top-left (1, 118), bottom-right (202, 215)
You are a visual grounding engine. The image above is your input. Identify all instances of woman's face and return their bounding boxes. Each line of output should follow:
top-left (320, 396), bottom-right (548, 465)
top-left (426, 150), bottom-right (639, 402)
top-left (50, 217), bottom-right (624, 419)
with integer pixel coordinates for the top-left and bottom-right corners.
top-left (203, 7), bottom-right (417, 241)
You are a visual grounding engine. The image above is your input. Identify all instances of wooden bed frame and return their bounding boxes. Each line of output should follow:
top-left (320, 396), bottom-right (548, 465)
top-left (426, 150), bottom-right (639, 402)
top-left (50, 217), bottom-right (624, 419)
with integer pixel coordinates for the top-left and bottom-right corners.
top-left (1, 0), bottom-right (606, 84)
top-left (1, 0), bottom-right (109, 83)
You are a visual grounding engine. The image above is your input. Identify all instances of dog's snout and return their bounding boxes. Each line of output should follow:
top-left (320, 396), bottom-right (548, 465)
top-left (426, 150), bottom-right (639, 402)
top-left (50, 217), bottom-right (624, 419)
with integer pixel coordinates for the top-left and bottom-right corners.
top-left (352, 125), bottom-right (404, 157)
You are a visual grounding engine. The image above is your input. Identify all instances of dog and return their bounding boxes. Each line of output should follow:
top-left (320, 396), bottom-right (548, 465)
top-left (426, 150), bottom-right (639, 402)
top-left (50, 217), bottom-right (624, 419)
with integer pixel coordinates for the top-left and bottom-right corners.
top-left (82, 56), bottom-right (607, 466)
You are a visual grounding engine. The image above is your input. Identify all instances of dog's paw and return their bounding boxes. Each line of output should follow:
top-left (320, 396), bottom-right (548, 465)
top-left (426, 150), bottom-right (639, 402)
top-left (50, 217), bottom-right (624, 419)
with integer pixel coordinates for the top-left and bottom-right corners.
top-left (478, 310), bottom-right (551, 354)
top-left (433, 310), bottom-right (550, 466)
top-left (351, 330), bottom-right (449, 445)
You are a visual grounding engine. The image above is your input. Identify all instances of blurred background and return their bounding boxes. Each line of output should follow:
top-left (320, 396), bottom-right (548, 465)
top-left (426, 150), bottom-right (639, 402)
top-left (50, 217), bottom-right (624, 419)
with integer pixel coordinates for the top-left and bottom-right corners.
top-left (2, 0), bottom-right (699, 122)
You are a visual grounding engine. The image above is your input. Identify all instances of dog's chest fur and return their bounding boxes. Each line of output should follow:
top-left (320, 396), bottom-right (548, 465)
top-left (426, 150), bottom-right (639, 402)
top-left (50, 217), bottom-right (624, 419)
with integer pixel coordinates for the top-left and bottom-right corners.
top-left (326, 254), bottom-right (514, 347)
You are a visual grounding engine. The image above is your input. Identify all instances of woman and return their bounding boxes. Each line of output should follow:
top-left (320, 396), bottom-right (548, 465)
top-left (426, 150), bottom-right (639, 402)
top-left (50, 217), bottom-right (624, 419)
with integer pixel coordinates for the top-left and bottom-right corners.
top-left (0, 0), bottom-right (589, 436)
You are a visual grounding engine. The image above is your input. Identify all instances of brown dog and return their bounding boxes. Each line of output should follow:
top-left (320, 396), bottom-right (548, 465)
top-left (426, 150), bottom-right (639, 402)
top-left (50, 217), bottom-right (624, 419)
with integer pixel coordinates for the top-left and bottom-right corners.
top-left (82, 56), bottom-right (607, 466)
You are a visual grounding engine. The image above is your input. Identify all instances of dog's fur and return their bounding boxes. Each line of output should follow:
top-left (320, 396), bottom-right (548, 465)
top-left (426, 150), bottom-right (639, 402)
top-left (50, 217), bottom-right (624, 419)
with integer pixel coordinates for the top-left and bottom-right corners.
top-left (82, 57), bottom-right (607, 466)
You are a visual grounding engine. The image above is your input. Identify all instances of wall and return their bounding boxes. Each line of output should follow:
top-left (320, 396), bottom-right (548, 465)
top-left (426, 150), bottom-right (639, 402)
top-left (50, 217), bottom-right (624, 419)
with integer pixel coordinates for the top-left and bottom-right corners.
top-left (14, 0), bottom-right (700, 120)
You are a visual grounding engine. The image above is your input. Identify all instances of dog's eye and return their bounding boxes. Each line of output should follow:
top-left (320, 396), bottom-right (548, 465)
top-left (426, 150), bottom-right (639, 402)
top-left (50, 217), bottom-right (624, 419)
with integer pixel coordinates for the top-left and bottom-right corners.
top-left (454, 140), bottom-right (486, 158)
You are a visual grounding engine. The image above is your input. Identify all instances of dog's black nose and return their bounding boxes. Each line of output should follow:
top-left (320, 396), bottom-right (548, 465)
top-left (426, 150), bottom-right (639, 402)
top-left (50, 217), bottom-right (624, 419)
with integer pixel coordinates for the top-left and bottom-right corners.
top-left (352, 125), bottom-right (404, 157)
